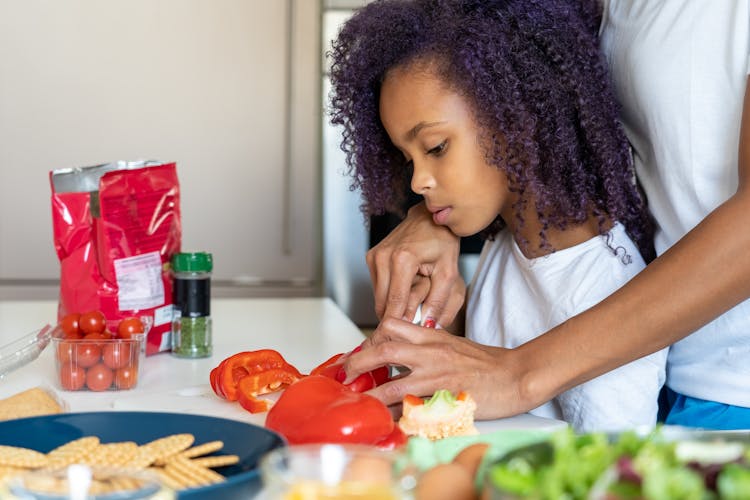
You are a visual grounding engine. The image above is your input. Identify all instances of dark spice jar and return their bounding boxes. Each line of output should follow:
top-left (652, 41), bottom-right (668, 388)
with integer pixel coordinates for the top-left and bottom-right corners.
top-left (171, 252), bottom-right (213, 358)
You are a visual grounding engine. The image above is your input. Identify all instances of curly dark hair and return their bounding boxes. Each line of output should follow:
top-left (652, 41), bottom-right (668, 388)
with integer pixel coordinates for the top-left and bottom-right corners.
top-left (328, 0), bottom-right (654, 260)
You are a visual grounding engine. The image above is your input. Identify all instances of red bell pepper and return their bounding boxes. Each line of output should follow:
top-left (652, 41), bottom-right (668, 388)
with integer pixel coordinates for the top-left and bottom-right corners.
top-left (236, 367), bottom-right (304, 413)
top-left (309, 348), bottom-right (391, 393)
top-left (210, 349), bottom-right (303, 402)
top-left (265, 375), bottom-right (399, 446)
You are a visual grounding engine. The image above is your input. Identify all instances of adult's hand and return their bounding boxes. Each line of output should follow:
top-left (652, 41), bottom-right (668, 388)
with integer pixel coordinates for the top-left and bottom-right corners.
top-left (344, 318), bottom-right (530, 419)
top-left (366, 202), bottom-right (465, 328)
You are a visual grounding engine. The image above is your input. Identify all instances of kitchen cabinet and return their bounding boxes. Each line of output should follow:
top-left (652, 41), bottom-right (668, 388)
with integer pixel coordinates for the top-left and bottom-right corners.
top-left (0, 0), bottom-right (321, 300)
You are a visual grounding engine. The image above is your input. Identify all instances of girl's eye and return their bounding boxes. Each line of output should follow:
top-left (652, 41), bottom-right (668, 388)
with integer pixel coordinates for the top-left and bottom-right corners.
top-left (427, 140), bottom-right (447, 156)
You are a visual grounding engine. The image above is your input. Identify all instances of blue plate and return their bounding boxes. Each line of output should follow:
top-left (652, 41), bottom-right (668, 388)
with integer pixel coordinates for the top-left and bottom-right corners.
top-left (0, 411), bottom-right (285, 499)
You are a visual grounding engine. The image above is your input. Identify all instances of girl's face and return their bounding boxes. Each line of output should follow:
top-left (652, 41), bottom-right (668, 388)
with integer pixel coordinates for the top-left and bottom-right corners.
top-left (379, 63), bottom-right (512, 237)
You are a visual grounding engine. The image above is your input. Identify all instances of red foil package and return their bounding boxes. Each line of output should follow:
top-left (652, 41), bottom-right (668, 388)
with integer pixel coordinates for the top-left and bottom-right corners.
top-left (50, 161), bottom-right (181, 355)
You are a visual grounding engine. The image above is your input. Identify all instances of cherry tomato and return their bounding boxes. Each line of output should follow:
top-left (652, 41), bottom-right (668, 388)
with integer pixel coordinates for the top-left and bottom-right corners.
top-left (59, 313), bottom-right (82, 339)
top-left (56, 340), bottom-right (75, 364)
top-left (114, 365), bottom-right (138, 390)
top-left (83, 331), bottom-right (110, 341)
top-left (60, 362), bottom-right (86, 391)
top-left (86, 363), bottom-right (114, 391)
top-left (74, 342), bottom-right (102, 368)
top-left (117, 317), bottom-right (144, 340)
top-left (79, 310), bottom-right (106, 334)
top-left (102, 343), bottom-right (132, 370)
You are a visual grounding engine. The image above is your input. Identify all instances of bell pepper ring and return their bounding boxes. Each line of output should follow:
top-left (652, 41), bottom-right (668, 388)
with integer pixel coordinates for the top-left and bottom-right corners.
top-left (211, 349), bottom-right (303, 402)
top-left (265, 375), bottom-right (399, 446)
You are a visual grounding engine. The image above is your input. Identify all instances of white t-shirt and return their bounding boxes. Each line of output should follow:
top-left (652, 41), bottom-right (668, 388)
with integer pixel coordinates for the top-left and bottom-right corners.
top-left (600, 0), bottom-right (750, 407)
top-left (466, 224), bottom-right (667, 432)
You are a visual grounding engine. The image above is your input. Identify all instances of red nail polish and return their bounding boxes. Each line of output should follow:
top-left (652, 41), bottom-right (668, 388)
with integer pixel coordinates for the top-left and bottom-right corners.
top-left (352, 345), bottom-right (362, 354)
top-left (335, 367), bottom-right (347, 382)
top-left (423, 317), bottom-right (436, 329)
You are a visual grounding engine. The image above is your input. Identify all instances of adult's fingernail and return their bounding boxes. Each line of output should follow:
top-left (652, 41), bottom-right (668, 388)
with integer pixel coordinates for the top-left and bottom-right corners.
top-left (423, 317), bottom-right (436, 329)
top-left (352, 345), bottom-right (362, 354)
top-left (335, 366), bottom-right (347, 383)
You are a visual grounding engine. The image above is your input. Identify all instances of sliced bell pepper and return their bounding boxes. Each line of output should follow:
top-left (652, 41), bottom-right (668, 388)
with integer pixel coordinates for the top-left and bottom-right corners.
top-left (265, 375), bottom-right (398, 446)
top-left (310, 353), bottom-right (344, 376)
top-left (212, 349), bottom-right (303, 401)
top-left (236, 368), bottom-right (303, 413)
top-left (310, 348), bottom-right (391, 393)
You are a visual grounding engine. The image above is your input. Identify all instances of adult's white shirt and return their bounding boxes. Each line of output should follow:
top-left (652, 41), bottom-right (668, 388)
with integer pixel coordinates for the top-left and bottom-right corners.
top-left (599, 0), bottom-right (750, 407)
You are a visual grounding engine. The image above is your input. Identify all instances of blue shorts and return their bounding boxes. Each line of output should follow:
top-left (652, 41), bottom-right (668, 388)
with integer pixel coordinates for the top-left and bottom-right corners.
top-left (662, 387), bottom-right (750, 430)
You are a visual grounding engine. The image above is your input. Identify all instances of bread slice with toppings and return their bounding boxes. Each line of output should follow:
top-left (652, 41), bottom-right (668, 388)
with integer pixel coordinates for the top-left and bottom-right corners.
top-left (399, 390), bottom-right (479, 440)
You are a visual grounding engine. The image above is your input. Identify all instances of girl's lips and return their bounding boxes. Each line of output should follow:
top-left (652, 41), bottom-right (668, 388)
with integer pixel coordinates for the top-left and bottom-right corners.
top-left (432, 207), bottom-right (452, 225)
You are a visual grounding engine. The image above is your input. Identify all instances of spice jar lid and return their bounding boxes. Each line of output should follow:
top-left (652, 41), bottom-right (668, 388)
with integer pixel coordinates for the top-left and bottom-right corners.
top-left (172, 252), bottom-right (213, 272)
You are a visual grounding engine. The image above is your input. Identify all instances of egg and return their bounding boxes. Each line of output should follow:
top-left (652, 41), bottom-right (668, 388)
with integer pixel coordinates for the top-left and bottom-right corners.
top-left (416, 462), bottom-right (475, 500)
top-left (342, 454), bottom-right (394, 485)
top-left (452, 442), bottom-right (490, 479)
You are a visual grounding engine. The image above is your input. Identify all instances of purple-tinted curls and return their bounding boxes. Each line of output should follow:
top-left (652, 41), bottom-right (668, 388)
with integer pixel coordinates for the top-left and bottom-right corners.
top-left (328, 0), bottom-right (654, 260)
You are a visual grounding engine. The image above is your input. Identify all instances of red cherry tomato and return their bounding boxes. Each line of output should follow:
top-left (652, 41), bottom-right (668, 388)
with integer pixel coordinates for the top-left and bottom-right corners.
top-left (117, 317), bottom-right (144, 340)
top-left (79, 310), bottom-right (106, 334)
top-left (56, 341), bottom-right (75, 364)
top-left (102, 343), bottom-right (133, 370)
top-left (83, 331), bottom-right (110, 341)
top-left (86, 363), bottom-right (114, 391)
top-left (59, 313), bottom-right (82, 339)
top-left (60, 362), bottom-right (86, 391)
top-left (74, 342), bottom-right (102, 368)
top-left (114, 365), bottom-right (138, 390)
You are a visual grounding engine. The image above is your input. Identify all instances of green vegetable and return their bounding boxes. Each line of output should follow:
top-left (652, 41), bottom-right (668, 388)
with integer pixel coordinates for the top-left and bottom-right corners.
top-left (423, 389), bottom-right (459, 409)
top-left (487, 427), bottom-right (750, 499)
top-left (718, 463), bottom-right (750, 500)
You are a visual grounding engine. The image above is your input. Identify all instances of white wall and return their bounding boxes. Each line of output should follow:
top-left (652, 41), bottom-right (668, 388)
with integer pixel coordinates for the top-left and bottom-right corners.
top-left (0, 0), bottom-right (321, 299)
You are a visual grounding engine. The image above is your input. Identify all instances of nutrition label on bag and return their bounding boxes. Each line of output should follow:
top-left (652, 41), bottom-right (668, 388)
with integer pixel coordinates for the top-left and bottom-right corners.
top-left (114, 251), bottom-right (165, 311)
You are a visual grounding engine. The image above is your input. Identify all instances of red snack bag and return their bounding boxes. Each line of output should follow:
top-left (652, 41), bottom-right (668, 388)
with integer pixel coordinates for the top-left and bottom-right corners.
top-left (50, 161), bottom-right (181, 355)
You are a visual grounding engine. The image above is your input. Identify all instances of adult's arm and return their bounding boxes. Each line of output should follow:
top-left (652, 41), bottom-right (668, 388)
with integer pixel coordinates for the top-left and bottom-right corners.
top-left (348, 78), bottom-right (750, 416)
top-left (366, 202), bottom-right (465, 328)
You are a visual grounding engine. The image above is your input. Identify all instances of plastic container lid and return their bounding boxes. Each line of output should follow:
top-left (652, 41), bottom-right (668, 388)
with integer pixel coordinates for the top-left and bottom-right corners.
top-left (172, 252), bottom-right (213, 273)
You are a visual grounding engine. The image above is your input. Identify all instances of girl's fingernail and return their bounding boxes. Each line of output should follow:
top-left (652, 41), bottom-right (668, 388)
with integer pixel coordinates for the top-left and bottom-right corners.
top-left (423, 317), bottom-right (436, 329)
top-left (352, 345), bottom-right (363, 354)
top-left (335, 367), bottom-right (347, 383)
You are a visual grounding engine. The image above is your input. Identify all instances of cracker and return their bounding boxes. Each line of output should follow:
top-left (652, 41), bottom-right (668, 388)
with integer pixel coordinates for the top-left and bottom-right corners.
top-left (83, 442), bottom-right (138, 467)
top-left (178, 440), bottom-right (224, 459)
top-left (163, 456), bottom-right (223, 489)
top-left (0, 387), bottom-right (63, 422)
top-left (191, 455), bottom-right (239, 468)
top-left (141, 434), bottom-right (194, 464)
top-left (46, 436), bottom-right (99, 468)
top-left (149, 467), bottom-right (183, 491)
top-left (0, 445), bottom-right (48, 468)
top-left (127, 446), bottom-right (158, 469)
top-left (0, 465), bottom-right (26, 481)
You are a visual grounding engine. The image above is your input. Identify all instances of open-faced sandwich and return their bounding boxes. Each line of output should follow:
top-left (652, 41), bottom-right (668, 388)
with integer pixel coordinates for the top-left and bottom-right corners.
top-left (399, 390), bottom-right (479, 441)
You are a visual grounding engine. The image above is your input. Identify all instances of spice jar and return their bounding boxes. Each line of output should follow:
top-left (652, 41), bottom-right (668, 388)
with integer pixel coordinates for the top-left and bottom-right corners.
top-left (171, 252), bottom-right (213, 358)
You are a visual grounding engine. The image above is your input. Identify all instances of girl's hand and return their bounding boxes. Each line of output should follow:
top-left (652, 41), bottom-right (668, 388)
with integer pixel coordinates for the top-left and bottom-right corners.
top-left (366, 202), bottom-right (465, 328)
top-left (343, 317), bottom-right (530, 419)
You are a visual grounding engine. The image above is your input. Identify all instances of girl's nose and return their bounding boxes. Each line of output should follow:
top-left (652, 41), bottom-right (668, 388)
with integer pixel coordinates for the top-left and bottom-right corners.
top-left (410, 161), bottom-right (435, 194)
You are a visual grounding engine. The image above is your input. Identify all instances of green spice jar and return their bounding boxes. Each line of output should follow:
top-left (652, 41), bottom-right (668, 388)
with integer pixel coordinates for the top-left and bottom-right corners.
top-left (171, 252), bottom-right (213, 358)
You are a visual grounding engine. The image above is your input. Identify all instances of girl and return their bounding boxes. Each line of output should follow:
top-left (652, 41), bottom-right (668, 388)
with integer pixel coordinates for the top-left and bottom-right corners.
top-left (328, 0), bottom-right (666, 431)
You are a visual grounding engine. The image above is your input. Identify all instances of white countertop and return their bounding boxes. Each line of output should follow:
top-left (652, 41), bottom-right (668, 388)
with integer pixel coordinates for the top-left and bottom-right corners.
top-left (0, 298), bottom-right (565, 432)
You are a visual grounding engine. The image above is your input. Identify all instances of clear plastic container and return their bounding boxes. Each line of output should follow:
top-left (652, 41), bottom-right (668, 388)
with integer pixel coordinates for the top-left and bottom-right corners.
top-left (0, 325), bottom-right (53, 380)
top-left (52, 334), bottom-right (141, 392)
top-left (2, 464), bottom-right (174, 499)
top-left (260, 444), bottom-right (417, 499)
